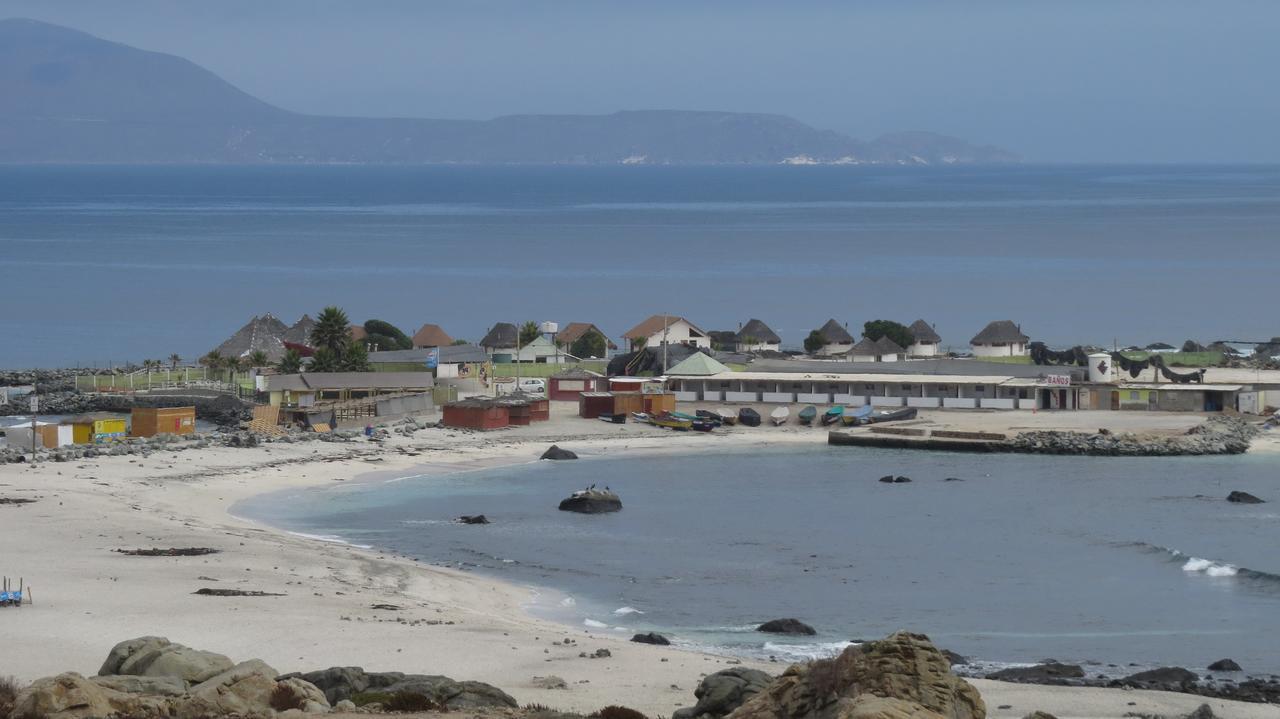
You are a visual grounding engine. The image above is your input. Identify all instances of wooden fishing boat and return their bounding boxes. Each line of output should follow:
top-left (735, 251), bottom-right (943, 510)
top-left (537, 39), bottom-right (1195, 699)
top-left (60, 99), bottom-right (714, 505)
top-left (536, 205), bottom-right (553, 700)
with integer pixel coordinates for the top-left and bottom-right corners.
top-left (821, 405), bottom-right (845, 426)
top-left (598, 413), bottom-right (626, 424)
top-left (691, 419), bottom-right (716, 432)
top-left (716, 410), bottom-right (737, 426)
top-left (631, 412), bottom-right (652, 424)
top-left (841, 405), bottom-right (874, 426)
top-left (738, 407), bottom-right (761, 427)
top-left (798, 405), bottom-right (818, 425)
top-left (770, 406), bottom-right (790, 426)
top-left (651, 412), bottom-right (693, 430)
top-left (867, 407), bottom-right (919, 424)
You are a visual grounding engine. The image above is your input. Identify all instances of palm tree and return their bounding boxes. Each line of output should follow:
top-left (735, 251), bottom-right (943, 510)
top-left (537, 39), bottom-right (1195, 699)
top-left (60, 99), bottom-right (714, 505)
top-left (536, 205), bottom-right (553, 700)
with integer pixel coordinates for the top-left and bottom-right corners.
top-left (168, 353), bottom-right (182, 371)
top-left (311, 306), bottom-right (352, 354)
top-left (519, 321), bottom-right (541, 348)
top-left (221, 355), bottom-right (244, 384)
top-left (247, 350), bottom-right (269, 368)
top-left (341, 341), bottom-right (371, 372)
top-left (200, 350), bottom-right (222, 368)
top-left (276, 349), bottom-right (303, 375)
top-left (308, 346), bottom-right (341, 373)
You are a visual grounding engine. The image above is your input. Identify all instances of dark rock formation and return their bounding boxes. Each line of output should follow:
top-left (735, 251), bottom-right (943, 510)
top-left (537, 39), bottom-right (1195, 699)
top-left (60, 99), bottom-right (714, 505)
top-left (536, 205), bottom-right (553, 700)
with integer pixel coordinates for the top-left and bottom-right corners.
top-left (454, 515), bottom-right (490, 525)
top-left (1207, 658), bottom-right (1242, 672)
top-left (986, 663), bottom-right (1085, 684)
top-left (1226, 491), bottom-right (1265, 504)
top-left (1117, 666), bottom-right (1198, 691)
top-left (755, 618), bottom-right (816, 636)
top-left (631, 632), bottom-right (671, 646)
top-left (541, 445), bottom-right (578, 460)
top-left (558, 489), bottom-right (621, 514)
top-left (282, 667), bottom-right (516, 709)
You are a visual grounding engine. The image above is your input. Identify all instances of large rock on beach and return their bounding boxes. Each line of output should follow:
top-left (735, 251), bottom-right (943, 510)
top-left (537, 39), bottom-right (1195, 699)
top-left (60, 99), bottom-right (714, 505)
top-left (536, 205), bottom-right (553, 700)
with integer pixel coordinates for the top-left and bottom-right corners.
top-left (99, 636), bottom-right (234, 684)
top-left (985, 662), bottom-right (1084, 684)
top-left (541, 445), bottom-right (578, 460)
top-left (379, 675), bottom-right (518, 709)
top-left (1207, 658), bottom-right (1242, 672)
top-left (282, 667), bottom-right (515, 710)
top-left (558, 489), bottom-right (622, 513)
top-left (757, 618), bottom-right (817, 636)
top-left (673, 667), bottom-right (774, 719)
top-left (1226, 491), bottom-right (1265, 504)
top-left (632, 632), bottom-right (672, 646)
top-left (11, 672), bottom-right (170, 719)
top-left (1116, 666), bottom-right (1199, 691)
top-left (725, 632), bottom-right (983, 719)
top-left (90, 674), bottom-right (187, 697)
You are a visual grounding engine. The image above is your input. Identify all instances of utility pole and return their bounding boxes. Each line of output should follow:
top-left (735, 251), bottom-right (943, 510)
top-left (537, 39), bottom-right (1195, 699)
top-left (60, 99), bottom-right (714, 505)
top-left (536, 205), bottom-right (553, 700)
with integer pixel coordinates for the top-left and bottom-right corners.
top-left (662, 312), bottom-right (669, 375)
top-left (29, 382), bottom-right (37, 461)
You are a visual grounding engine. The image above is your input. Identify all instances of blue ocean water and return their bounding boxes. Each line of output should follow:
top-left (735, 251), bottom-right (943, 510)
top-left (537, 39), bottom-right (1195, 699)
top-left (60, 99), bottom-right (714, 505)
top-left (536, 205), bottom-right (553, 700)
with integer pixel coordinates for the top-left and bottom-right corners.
top-left (2, 164), bottom-right (1280, 368)
top-left (235, 445), bottom-right (1280, 674)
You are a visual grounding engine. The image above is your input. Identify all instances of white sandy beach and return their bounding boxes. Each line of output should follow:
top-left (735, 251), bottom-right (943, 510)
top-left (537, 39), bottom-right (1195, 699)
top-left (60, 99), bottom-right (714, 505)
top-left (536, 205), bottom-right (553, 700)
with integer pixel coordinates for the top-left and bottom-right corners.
top-left (2, 406), bottom-right (1277, 719)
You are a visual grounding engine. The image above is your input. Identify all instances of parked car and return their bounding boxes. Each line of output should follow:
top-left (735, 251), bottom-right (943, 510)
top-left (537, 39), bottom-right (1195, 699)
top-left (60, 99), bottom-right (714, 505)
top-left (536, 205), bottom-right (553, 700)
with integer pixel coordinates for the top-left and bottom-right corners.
top-left (496, 377), bottom-right (547, 397)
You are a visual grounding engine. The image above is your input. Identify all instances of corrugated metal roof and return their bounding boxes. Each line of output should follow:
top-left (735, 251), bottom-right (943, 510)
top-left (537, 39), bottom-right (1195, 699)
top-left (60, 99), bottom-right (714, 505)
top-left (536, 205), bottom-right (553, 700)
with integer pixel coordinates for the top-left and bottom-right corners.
top-left (699, 371), bottom-right (1016, 385)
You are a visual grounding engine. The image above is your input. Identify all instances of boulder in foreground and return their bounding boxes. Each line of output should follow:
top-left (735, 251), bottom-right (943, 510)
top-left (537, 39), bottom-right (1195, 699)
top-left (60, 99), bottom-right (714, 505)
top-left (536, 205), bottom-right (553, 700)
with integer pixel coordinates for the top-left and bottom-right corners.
top-left (631, 632), bottom-right (672, 646)
top-left (674, 667), bottom-right (774, 719)
top-left (725, 631), bottom-right (984, 719)
top-left (756, 618), bottom-right (816, 636)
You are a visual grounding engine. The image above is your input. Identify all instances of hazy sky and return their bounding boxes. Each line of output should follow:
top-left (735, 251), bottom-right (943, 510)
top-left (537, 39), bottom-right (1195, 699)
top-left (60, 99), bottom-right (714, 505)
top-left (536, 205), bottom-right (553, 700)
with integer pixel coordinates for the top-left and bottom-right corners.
top-left (4, 0), bottom-right (1279, 163)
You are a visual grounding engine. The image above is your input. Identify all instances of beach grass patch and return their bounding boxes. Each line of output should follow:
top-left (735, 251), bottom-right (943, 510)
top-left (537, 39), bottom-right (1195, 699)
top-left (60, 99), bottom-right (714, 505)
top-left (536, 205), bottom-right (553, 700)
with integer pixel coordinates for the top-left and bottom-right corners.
top-left (1, 675), bottom-right (21, 719)
top-left (593, 706), bottom-right (648, 719)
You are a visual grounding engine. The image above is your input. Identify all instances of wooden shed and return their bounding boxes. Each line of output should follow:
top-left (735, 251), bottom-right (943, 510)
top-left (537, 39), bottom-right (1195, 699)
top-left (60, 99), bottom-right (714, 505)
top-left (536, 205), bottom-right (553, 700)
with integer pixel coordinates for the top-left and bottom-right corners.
top-left (442, 399), bottom-right (510, 430)
top-left (611, 392), bottom-right (646, 415)
top-left (528, 397), bottom-right (550, 422)
top-left (579, 392), bottom-right (614, 418)
top-left (642, 392), bottom-right (677, 414)
top-left (507, 402), bottom-right (533, 426)
top-left (63, 413), bottom-right (128, 444)
top-left (130, 406), bottom-right (196, 438)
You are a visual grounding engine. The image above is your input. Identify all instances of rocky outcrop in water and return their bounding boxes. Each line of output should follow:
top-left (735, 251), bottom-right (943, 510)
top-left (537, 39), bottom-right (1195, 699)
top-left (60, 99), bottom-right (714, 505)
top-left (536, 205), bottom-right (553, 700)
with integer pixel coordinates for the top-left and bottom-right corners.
top-left (631, 632), bottom-right (672, 646)
top-left (986, 662), bottom-right (1084, 684)
top-left (558, 488), bottom-right (622, 513)
top-left (1007, 416), bottom-right (1259, 456)
top-left (756, 619), bottom-right (816, 636)
top-left (1226, 491), bottom-right (1265, 504)
top-left (541, 445), bottom-right (578, 460)
top-left (724, 632), bottom-right (984, 719)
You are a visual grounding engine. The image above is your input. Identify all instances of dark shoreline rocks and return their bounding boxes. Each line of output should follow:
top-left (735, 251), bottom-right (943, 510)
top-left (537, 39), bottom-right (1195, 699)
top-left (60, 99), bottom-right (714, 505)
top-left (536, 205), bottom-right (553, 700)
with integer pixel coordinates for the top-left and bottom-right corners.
top-left (755, 618), bottom-right (816, 636)
top-left (631, 632), bottom-right (671, 646)
top-left (1208, 658), bottom-right (1243, 672)
top-left (986, 662), bottom-right (1085, 684)
top-left (1007, 417), bottom-right (1260, 456)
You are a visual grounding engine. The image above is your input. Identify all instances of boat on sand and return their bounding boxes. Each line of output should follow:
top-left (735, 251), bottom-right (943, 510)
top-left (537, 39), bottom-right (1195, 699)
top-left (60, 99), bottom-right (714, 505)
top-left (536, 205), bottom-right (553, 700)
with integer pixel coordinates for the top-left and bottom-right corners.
top-left (821, 406), bottom-right (845, 426)
top-left (770, 406), bottom-right (790, 426)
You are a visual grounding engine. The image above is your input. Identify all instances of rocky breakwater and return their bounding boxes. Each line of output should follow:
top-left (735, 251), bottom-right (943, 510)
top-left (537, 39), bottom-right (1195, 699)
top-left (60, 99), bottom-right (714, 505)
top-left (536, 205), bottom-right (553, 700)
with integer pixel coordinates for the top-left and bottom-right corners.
top-left (0, 388), bottom-right (251, 426)
top-left (1007, 416), bottom-right (1260, 456)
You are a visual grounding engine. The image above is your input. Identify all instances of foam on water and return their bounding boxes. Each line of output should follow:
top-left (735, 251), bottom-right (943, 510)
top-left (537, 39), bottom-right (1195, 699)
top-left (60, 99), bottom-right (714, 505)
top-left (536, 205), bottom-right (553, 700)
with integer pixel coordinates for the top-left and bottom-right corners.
top-left (1182, 557), bottom-right (1239, 577)
top-left (613, 606), bottom-right (644, 615)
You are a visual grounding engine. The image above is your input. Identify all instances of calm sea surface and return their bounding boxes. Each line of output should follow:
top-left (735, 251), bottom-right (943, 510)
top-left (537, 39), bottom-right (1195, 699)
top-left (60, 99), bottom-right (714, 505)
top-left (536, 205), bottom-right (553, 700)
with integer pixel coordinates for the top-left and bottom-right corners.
top-left (3, 164), bottom-right (1280, 367)
top-left (235, 445), bottom-right (1280, 674)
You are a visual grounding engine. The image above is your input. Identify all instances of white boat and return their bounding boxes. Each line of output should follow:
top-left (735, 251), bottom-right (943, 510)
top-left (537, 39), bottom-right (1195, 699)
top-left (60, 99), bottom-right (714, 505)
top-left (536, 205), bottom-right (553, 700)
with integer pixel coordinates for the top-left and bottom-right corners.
top-left (770, 406), bottom-right (790, 426)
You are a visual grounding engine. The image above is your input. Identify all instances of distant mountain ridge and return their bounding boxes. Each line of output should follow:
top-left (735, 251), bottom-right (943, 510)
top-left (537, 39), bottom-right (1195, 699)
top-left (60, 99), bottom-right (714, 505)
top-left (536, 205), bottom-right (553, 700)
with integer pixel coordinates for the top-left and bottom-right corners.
top-left (0, 18), bottom-right (1019, 165)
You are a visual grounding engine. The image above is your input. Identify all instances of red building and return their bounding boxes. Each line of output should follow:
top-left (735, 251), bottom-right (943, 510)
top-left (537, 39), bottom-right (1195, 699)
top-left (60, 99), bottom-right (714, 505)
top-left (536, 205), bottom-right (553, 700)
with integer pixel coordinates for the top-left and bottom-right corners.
top-left (549, 368), bottom-right (604, 401)
top-left (442, 399), bottom-right (510, 430)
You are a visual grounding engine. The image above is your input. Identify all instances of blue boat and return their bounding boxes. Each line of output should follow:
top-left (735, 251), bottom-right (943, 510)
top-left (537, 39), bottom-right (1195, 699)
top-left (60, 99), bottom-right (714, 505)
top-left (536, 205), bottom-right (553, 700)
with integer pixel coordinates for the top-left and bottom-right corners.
top-left (821, 406), bottom-right (845, 426)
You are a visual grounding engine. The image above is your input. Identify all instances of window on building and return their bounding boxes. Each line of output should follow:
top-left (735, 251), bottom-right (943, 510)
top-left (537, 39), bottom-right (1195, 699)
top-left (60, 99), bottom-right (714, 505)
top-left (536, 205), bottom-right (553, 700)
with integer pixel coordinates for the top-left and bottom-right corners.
top-left (974, 386), bottom-right (985, 393)
top-left (1130, 391), bottom-right (1140, 400)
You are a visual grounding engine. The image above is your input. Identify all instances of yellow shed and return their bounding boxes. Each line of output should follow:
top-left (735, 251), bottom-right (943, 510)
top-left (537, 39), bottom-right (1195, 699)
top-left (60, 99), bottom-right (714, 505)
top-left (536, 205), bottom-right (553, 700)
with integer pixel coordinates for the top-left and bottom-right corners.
top-left (64, 413), bottom-right (128, 444)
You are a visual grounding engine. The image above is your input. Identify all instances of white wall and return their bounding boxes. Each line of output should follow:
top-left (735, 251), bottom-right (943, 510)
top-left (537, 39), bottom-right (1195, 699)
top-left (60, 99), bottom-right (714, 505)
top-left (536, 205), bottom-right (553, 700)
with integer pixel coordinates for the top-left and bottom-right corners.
top-left (907, 397), bottom-right (941, 408)
top-left (871, 396), bottom-right (905, 407)
top-left (797, 392), bottom-right (829, 403)
top-left (644, 319), bottom-right (711, 349)
top-left (737, 341), bottom-right (780, 353)
top-left (908, 343), bottom-right (939, 357)
top-left (980, 398), bottom-right (1017, 410)
top-left (817, 342), bottom-right (852, 356)
top-left (674, 391), bottom-right (698, 402)
top-left (943, 398), bottom-right (978, 409)
top-left (972, 342), bottom-right (1027, 357)
top-left (762, 392), bottom-right (793, 403)
top-left (725, 391), bottom-right (757, 402)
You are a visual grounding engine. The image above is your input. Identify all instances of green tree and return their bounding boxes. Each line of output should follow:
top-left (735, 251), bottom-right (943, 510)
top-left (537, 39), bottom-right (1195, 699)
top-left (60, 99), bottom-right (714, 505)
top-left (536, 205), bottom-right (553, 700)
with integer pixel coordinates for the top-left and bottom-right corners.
top-left (862, 320), bottom-right (914, 350)
top-left (363, 319), bottom-right (412, 351)
top-left (519, 321), bottom-right (541, 347)
top-left (569, 330), bottom-right (607, 359)
top-left (803, 330), bottom-right (826, 354)
top-left (220, 355), bottom-right (244, 384)
top-left (451, 339), bottom-right (469, 346)
top-left (247, 350), bottom-right (269, 368)
top-left (311, 306), bottom-right (352, 354)
top-left (341, 341), bottom-right (371, 372)
top-left (199, 350), bottom-right (222, 369)
top-left (309, 346), bottom-right (341, 373)
top-left (168, 353), bottom-right (182, 371)
top-left (276, 349), bottom-right (303, 374)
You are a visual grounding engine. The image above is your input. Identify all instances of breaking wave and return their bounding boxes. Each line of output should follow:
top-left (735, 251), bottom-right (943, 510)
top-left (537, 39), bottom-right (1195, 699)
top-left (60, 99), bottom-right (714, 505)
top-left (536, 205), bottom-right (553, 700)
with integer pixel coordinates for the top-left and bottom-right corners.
top-left (1119, 541), bottom-right (1280, 587)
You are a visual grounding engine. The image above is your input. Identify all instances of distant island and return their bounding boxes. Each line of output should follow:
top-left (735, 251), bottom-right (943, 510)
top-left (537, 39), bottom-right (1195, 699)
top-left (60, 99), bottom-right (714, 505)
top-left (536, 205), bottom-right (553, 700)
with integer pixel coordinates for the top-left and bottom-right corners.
top-left (0, 18), bottom-right (1019, 166)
